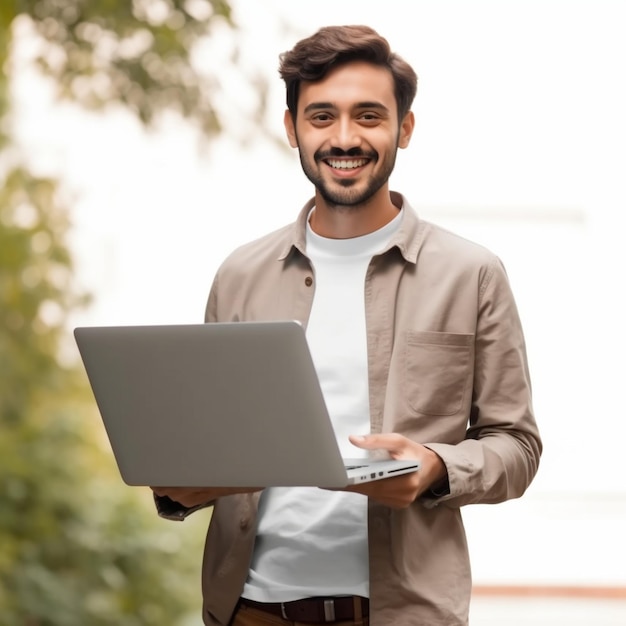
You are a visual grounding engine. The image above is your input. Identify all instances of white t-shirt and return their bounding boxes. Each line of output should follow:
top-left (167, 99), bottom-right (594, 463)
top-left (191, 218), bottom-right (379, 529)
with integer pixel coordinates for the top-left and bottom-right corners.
top-left (241, 209), bottom-right (402, 602)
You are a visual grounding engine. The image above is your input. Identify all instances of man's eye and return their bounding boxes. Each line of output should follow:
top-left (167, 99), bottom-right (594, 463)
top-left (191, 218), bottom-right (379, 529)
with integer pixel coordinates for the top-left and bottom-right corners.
top-left (312, 113), bottom-right (332, 122)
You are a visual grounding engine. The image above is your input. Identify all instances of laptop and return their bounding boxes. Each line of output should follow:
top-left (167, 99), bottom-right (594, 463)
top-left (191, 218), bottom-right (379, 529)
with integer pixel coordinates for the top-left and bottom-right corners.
top-left (73, 320), bottom-right (420, 488)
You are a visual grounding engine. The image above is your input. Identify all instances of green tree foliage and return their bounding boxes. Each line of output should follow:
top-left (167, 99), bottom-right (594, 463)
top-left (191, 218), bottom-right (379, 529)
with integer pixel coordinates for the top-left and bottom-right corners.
top-left (0, 166), bottom-right (210, 626)
top-left (0, 1), bottom-right (255, 624)
top-left (14, 0), bottom-right (239, 135)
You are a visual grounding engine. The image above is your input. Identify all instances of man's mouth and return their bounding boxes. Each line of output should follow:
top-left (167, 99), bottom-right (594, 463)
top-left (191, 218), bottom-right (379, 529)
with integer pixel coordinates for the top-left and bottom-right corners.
top-left (325, 158), bottom-right (369, 170)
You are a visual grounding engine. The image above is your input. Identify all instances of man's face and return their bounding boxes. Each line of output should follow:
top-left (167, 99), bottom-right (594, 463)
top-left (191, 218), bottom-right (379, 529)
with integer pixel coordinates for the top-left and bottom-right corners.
top-left (284, 61), bottom-right (413, 209)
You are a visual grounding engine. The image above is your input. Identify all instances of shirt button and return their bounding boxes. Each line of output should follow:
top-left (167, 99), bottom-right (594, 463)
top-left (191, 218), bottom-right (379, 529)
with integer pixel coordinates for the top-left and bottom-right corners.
top-left (304, 276), bottom-right (313, 287)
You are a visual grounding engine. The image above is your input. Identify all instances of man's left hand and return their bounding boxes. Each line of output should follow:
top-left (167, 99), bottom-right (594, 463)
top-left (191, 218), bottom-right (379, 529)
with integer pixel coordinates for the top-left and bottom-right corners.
top-left (342, 433), bottom-right (447, 508)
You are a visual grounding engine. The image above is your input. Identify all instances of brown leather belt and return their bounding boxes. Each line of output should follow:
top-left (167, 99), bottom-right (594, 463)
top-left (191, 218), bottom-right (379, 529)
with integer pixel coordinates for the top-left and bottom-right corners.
top-left (240, 596), bottom-right (369, 623)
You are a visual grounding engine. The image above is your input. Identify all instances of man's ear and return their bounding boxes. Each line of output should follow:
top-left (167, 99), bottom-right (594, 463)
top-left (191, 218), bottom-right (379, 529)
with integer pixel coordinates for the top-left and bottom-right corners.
top-left (284, 110), bottom-right (298, 148)
top-left (398, 111), bottom-right (415, 149)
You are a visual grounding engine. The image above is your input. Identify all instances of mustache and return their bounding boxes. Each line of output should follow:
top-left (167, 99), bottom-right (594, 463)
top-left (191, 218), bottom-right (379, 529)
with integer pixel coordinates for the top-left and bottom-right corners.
top-left (315, 148), bottom-right (378, 161)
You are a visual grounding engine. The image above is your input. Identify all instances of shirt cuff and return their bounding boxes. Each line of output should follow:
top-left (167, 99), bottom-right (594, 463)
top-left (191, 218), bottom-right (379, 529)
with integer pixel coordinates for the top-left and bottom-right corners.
top-left (427, 475), bottom-right (451, 498)
top-left (153, 493), bottom-right (213, 521)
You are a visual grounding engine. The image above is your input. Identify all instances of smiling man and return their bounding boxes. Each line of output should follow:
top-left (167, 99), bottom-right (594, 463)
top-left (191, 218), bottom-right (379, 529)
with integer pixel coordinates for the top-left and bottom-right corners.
top-left (152, 25), bottom-right (542, 626)
top-left (287, 60), bottom-right (411, 231)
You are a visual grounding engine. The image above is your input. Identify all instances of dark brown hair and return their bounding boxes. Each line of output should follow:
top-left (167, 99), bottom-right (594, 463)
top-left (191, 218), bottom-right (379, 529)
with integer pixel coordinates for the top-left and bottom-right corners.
top-left (278, 25), bottom-right (418, 121)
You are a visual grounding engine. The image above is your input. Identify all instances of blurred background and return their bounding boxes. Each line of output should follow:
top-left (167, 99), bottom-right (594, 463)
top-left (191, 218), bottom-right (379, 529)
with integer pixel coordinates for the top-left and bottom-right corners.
top-left (1, 0), bottom-right (624, 624)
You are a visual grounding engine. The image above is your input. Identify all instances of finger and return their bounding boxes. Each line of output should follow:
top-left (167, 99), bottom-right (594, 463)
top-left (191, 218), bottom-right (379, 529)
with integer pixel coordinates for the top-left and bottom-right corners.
top-left (349, 433), bottom-right (407, 453)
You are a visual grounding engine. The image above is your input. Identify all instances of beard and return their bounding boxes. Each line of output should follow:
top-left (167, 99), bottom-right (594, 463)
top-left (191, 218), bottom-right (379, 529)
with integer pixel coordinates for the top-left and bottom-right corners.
top-left (297, 145), bottom-right (399, 209)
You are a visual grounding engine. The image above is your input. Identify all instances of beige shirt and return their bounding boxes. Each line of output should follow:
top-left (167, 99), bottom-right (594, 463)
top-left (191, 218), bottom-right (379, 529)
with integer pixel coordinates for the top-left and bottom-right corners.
top-left (198, 193), bottom-right (542, 626)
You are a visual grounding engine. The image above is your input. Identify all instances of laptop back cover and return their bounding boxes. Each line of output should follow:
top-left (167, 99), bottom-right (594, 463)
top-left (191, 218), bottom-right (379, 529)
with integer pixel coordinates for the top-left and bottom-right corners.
top-left (74, 321), bottom-right (353, 488)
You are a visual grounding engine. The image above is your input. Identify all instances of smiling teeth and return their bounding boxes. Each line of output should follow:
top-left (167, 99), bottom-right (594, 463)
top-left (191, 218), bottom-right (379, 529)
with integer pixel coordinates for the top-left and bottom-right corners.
top-left (328, 159), bottom-right (367, 169)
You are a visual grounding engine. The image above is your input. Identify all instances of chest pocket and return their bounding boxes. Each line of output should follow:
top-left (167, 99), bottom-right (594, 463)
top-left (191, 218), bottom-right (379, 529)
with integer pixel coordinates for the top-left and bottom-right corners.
top-left (404, 331), bottom-right (474, 416)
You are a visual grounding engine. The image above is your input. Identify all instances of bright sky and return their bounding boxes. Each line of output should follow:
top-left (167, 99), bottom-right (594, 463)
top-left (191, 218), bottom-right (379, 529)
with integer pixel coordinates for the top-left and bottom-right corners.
top-left (11, 0), bottom-right (626, 587)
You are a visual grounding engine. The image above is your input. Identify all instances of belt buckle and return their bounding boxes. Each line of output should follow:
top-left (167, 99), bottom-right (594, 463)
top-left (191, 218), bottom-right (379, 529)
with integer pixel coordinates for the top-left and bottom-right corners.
top-left (323, 599), bottom-right (336, 622)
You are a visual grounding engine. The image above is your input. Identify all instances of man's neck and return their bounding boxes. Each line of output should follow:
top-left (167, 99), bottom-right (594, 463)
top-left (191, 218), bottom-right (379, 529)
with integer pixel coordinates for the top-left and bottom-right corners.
top-left (309, 189), bottom-right (400, 239)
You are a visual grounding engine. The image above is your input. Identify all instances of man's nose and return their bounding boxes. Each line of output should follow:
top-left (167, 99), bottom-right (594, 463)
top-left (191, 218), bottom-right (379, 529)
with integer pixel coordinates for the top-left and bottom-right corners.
top-left (329, 118), bottom-right (363, 151)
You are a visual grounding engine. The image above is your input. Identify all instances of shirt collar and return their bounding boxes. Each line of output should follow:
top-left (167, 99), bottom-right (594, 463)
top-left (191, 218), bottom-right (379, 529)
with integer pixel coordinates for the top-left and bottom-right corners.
top-left (278, 192), bottom-right (428, 264)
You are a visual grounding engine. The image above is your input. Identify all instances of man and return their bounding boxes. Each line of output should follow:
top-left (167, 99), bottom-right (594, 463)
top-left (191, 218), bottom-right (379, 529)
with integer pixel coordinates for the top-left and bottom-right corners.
top-left (152, 25), bottom-right (542, 626)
